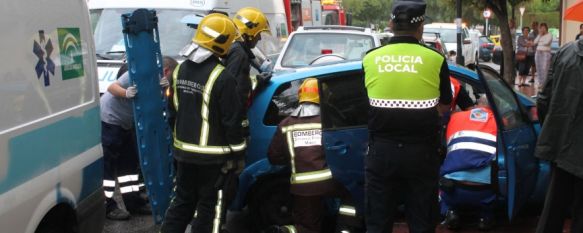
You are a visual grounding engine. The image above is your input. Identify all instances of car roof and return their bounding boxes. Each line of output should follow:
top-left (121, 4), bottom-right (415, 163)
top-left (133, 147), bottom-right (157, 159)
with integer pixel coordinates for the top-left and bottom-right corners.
top-left (424, 23), bottom-right (460, 29)
top-left (295, 26), bottom-right (373, 35)
top-left (270, 60), bottom-right (479, 84)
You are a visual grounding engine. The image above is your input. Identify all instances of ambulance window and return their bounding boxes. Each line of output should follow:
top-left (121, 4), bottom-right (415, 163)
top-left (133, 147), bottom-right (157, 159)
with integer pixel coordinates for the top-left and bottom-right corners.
top-left (264, 79), bottom-right (304, 126)
top-left (482, 70), bottom-right (527, 130)
top-left (320, 72), bottom-right (368, 129)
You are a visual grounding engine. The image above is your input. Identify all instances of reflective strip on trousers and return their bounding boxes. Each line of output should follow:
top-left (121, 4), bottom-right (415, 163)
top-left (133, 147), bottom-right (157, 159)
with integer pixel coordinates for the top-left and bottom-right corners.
top-left (103, 180), bottom-right (116, 187)
top-left (120, 184), bottom-right (143, 194)
top-left (283, 225), bottom-right (297, 233)
top-left (291, 169), bottom-right (333, 184)
top-left (104, 191), bottom-right (114, 198)
top-left (281, 123), bottom-right (322, 133)
top-left (117, 174), bottom-right (139, 183)
top-left (212, 189), bottom-right (223, 233)
top-left (338, 205), bottom-right (357, 217)
top-left (448, 142), bottom-right (497, 154)
top-left (447, 130), bottom-right (496, 145)
top-left (369, 97), bottom-right (439, 109)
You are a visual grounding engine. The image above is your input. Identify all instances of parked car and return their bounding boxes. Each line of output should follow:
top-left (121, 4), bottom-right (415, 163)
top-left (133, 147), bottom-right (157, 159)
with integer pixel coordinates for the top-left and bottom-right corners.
top-left (479, 36), bottom-right (495, 62)
top-left (231, 61), bottom-right (550, 230)
top-left (423, 32), bottom-right (448, 58)
top-left (273, 26), bottom-right (381, 71)
top-left (424, 23), bottom-right (477, 66)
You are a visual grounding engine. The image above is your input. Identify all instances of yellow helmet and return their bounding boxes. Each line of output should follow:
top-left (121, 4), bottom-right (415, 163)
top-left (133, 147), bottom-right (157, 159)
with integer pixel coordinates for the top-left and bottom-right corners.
top-left (298, 78), bottom-right (319, 104)
top-left (193, 13), bottom-right (240, 56)
top-left (233, 7), bottom-right (271, 39)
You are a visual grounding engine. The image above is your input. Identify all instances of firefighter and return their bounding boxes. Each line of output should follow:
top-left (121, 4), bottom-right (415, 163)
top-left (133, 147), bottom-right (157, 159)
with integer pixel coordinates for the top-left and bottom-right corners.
top-left (361, 0), bottom-right (452, 232)
top-left (160, 14), bottom-right (245, 233)
top-left (439, 96), bottom-right (497, 231)
top-left (449, 77), bottom-right (474, 112)
top-left (266, 78), bottom-right (358, 233)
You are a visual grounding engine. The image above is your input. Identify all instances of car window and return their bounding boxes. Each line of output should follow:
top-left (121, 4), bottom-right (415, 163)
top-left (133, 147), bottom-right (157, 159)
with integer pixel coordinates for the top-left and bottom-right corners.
top-left (479, 36), bottom-right (492, 43)
top-left (481, 69), bottom-right (528, 130)
top-left (424, 28), bottom-right (456, 43)
top-left (320, 72), bottom-right (368, 129)
top-left (280, 33), bottom-right (374, 68)
top-left (263, 79), bottom-right (304, 126)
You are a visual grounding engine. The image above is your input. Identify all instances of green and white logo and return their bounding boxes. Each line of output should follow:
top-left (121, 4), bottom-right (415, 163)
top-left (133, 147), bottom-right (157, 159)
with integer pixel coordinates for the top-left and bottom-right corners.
top-left (57, 28), bottom-right (84, 80)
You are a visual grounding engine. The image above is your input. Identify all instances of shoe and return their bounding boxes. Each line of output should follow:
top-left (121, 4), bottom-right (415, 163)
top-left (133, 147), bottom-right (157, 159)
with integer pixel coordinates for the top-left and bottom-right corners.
top-left (106, 208), bottom-right (130, 220)
top-left (478, 217), bottom-right (494, 231)
top-left (444, 210), bottom-right (461, 230)
top-left (529, 79), bottom-right (535, 83)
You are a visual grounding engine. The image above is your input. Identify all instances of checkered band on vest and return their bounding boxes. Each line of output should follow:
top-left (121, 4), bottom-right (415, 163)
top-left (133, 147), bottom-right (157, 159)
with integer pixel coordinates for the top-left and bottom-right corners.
top-left (410, 16), bottom-right (424, 23)
top-left (369, 98), bottom-right (439, 109)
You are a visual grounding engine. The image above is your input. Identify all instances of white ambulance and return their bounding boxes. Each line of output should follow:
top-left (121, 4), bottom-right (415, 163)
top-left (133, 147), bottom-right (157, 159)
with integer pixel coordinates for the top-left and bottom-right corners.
top-left (89, 0), bottom-right (289, 93)
top-left (0, 0), bottom-right (104, 232)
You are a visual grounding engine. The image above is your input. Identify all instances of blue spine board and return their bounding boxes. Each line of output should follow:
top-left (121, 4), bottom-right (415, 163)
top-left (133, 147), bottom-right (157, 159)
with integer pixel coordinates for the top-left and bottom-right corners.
top-left (121, 9), bottom-right (174, 224)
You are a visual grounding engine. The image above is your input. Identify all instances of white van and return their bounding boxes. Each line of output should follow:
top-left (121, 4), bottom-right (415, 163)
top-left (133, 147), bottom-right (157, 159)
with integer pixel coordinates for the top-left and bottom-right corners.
top-left (0, 0), bottom-right (104, 232)
top-left (424, 23), bottom-right (478, 66)
top-left (89, 0), bottom-right (289, 93)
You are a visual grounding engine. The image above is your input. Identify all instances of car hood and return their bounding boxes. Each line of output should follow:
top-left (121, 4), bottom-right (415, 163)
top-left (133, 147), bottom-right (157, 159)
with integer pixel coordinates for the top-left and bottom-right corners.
top-left (444, 42), bottom-right (457, 53)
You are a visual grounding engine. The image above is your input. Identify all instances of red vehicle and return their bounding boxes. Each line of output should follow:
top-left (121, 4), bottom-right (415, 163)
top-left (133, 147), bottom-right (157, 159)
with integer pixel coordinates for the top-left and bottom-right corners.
top-left (283, 0), bottom-right (350, 33)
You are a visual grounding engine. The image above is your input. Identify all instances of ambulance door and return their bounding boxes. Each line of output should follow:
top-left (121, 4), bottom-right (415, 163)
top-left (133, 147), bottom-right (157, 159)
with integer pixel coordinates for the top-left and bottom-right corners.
top-left (477, 65), bottom-right (538, 220)
top-left (319, 70), bottom-right (369, 213)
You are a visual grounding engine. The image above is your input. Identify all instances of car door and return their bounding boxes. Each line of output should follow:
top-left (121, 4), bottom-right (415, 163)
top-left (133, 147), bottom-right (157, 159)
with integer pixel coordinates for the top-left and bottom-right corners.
top-left (477, 65), bottom-right (538, 220)
top-left (319, 70), bottom-right (369, 213)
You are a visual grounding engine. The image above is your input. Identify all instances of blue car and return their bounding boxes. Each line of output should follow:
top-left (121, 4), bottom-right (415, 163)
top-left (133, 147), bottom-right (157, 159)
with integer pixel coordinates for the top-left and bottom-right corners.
top-left (231, 61), bottom-right (550, 230)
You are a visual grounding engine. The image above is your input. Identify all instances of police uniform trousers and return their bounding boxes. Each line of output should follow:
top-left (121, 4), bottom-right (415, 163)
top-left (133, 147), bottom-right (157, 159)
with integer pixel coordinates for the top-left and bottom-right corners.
top-left (536, 164), bottom-right (583, 233)
top-left (161, 161), bottom-right (224, 233)
top-left (365, 138), bottom-right (440, 233)
top-left (101, 121), bottom-right (144, 211)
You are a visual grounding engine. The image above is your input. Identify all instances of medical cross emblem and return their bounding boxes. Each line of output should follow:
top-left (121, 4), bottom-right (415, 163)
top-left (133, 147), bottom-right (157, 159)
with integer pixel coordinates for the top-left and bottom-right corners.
top-left (33, 30), bottom-right (56, 86)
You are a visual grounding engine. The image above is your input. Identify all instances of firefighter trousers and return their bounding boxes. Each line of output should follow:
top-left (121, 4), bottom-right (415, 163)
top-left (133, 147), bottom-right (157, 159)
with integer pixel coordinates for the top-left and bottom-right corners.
top-left (365, 138), bottom-right (440, 233)
top-left (161, 161), bottom-right (224, 233)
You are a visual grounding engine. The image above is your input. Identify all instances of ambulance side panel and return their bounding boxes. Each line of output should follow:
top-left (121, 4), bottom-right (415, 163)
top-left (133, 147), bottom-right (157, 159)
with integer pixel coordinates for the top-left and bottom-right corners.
top-left (0, 0), bottom-right (104, 232)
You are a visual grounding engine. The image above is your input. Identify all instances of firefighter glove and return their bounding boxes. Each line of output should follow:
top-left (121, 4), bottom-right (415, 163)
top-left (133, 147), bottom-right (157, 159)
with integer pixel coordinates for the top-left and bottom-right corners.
top-left (255, 72), bottom-right (272, 91)
top-left (125, 85), bottom-right (138, 98)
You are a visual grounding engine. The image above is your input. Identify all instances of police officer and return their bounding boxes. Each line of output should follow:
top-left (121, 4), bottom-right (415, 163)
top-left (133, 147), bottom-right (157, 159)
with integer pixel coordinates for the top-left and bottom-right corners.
top-left (440, 96), bottom-right (497, 231)
top-left (160, 14), bottom-right (245, 233)
top-left (267, 78), bottom-right (358, 233)
top-left (362, 0), bottom-right (452, 232)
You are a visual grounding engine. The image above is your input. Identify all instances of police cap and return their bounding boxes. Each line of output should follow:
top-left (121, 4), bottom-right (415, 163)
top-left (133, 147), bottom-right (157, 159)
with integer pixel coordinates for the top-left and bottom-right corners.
top-left (391, 0), bottom-right (426, 24)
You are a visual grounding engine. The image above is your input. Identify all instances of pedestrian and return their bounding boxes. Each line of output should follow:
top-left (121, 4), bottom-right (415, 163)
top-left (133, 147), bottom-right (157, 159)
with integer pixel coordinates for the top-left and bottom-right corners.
top-left (440, 96), bottom-right (497, 231)
top-left (531, 23), bottom-right (552, 94)
top-left (266, 78), bottom-right (360, 233)
top-left (528, 21), bottom-right (540, 83)
top-left (101, 57), bottom-right (177, 221)
top-left (534, 38), bottom-right (583, 233)
top-left (516, 27), bottom-right (534, 87)
top-left (576, 24), bottom-right (583, 40)
top-left (362, 0), bottom-right (452, 232)
top-left (160, 14), bottom-right (245, 233)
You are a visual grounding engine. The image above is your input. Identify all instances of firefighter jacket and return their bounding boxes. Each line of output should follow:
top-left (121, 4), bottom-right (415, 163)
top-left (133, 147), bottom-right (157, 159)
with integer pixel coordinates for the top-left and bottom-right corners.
top-left (363, 36), bottom-right (452, 143)
top-left (172, 57), bottom-right (246, 165)
top-left (225, 41), bottom-right (255, 136)
top-left (441, 107), bottom-right (497, 176)
top-left (449, 77), bottom-right (474, 111)
top-left (267, 113), bottom-right (337, 196)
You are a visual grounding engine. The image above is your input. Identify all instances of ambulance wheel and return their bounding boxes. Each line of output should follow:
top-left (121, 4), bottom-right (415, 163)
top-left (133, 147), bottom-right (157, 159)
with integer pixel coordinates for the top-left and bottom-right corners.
top-left (247, 175), bottom-right (293, 232)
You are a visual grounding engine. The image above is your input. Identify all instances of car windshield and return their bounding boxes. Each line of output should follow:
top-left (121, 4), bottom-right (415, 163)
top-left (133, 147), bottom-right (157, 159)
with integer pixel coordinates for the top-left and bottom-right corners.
top-left (424, 28), bottom-right (456, 43)
top-left (90, 8), bottom-right (196, 60)
top-left (280, 33), bottom-right (374, 67)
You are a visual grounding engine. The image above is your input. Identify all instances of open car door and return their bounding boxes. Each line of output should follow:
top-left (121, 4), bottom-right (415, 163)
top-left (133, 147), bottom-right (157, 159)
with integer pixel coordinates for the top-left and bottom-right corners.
top-left (476, 65), bottom-right (538, 220)
top-left (319, 70), bottom-right (369, 213)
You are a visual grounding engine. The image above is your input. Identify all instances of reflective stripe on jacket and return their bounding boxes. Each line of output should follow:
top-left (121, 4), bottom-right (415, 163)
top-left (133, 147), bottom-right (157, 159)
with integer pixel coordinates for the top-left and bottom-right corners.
top-left (268, 115), bottom-right (337, 196)
top-left (441, 107), bottom-right (497, 176)
top-left (172, 58), bottom-right (246, 164)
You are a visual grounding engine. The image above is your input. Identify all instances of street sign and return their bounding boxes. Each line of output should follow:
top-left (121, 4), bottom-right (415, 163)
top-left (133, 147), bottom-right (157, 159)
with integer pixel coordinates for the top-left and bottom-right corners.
top-left (483, 9), bottom-right (491, 19)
